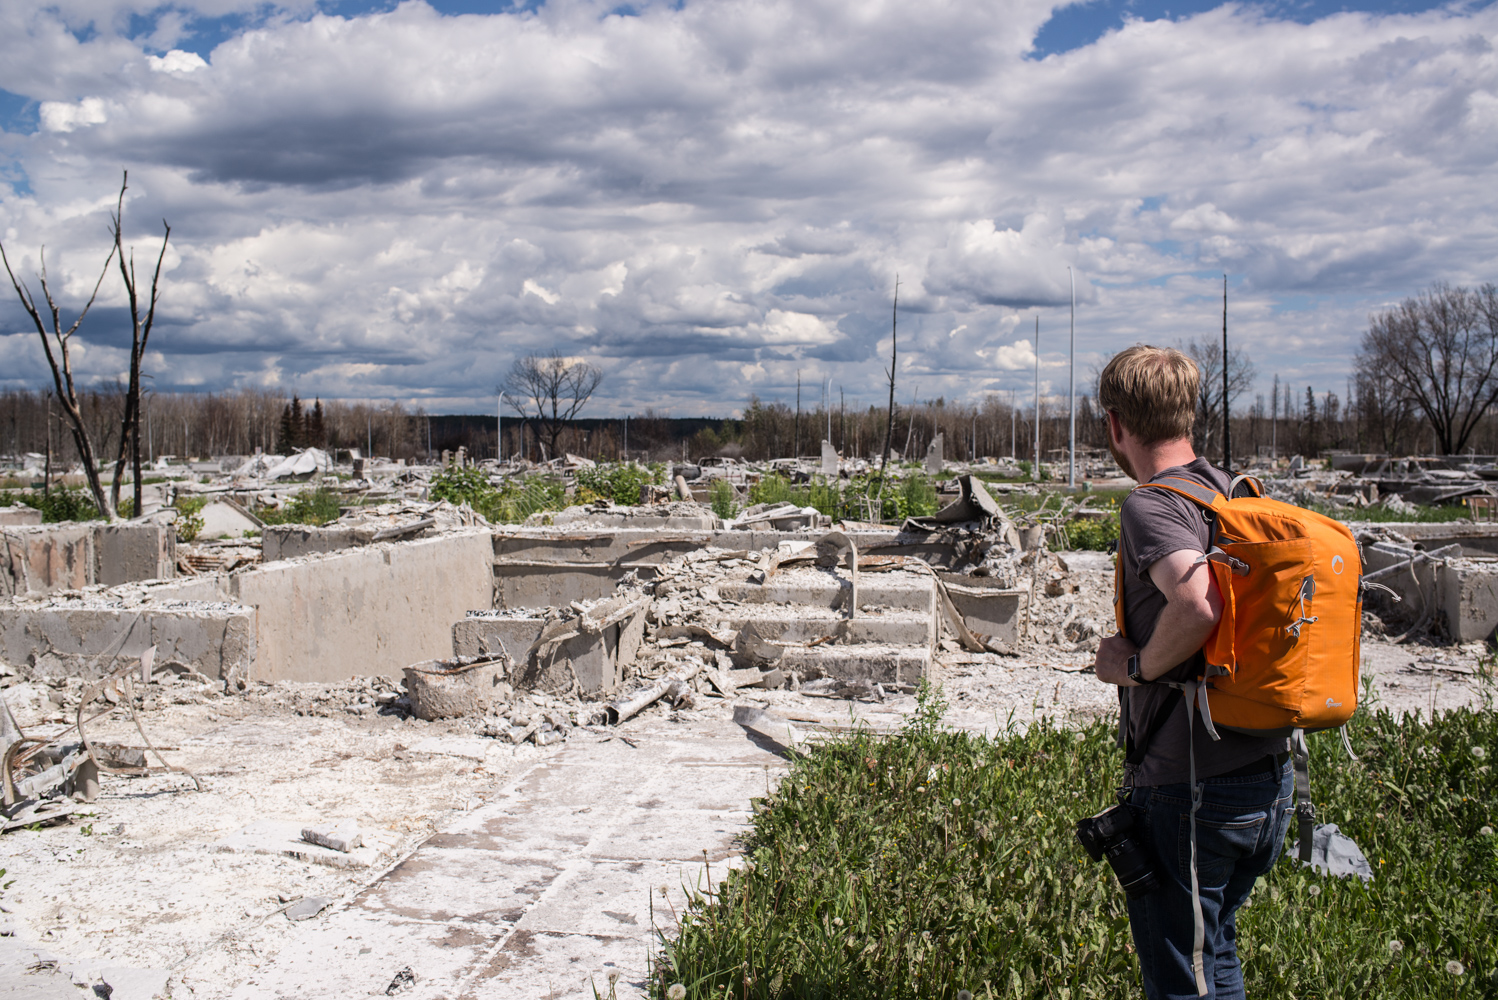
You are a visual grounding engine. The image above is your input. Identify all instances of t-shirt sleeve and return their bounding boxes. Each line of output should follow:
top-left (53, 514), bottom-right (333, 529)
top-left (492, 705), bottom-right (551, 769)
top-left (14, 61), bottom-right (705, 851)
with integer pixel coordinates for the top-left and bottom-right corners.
top-left (1121, 489), bottom-right (1209, 582)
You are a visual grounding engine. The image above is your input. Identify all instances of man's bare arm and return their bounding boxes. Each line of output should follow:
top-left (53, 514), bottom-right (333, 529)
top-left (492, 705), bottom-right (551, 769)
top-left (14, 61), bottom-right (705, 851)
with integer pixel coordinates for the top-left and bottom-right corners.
top-left (1094, 548), bottom-right (1223, 687)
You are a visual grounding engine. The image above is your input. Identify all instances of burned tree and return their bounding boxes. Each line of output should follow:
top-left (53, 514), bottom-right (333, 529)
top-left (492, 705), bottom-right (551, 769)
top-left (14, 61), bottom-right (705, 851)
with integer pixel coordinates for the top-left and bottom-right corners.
top-left (1, 232), bottom-right (118, 518)
top-left (107, 172), bottom-right (172, 517)
top-left (1183, 336), bottom-right (1255, 462)
top-left (1358, 282), bottom-right (1498, 455)
top-left (503, 350), bottom-right (603, 461)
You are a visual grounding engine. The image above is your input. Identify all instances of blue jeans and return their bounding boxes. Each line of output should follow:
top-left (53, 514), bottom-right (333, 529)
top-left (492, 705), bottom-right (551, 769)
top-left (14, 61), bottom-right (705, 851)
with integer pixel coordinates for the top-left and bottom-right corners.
top-left (1125, 760), bottom-right (1294, 1000)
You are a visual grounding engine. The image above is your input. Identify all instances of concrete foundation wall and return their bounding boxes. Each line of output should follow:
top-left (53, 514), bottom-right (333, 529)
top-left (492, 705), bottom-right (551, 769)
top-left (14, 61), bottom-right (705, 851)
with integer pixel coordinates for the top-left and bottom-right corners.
top-left (232, 530), bottom-right (495, 682)
top-left (0, 600), bottom-right (255, 686)
top-left (2, 521), bottom-right (176, 598)
top-left (491, 526), bottom-right (945, 610)
top-left (94, 522), bottom-right (177, 587)
top-left (262, 524), bottom-right (379, 562)
top-left (1442, 562), bottom-right (1498, 642)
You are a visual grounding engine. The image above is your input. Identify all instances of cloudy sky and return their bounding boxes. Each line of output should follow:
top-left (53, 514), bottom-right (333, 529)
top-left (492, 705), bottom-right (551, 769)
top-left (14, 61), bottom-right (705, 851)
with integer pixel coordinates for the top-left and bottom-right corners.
top-left (1, 0), bottom-right (1494, 417)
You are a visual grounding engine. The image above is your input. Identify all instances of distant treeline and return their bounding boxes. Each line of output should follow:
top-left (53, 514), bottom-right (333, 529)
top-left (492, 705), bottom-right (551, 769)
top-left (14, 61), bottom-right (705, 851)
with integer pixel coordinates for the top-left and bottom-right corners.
top-left (1, 381), bottom-right (1488, 468)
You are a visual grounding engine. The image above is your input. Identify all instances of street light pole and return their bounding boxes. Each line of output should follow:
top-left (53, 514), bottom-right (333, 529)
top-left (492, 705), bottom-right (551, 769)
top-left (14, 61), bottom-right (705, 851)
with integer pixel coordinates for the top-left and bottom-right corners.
top-left (1068, 266), bottom-right (1076, 489)
top-left (1033, 315), bottom-right (1041, 482)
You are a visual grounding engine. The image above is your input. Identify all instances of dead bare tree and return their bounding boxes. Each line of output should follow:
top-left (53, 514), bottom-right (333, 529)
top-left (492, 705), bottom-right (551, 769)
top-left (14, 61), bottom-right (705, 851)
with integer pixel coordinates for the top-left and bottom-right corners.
top-left (106, 172), bottom-right (171, 516)
top-left (0, 237), bottom-right (118, 518)
top-left (1183, 336), bottom-right (1255, 462)
top-left (1358, 282), bottom-right (1498, 454)
top-left (503, 350), bottom-right (603, 461)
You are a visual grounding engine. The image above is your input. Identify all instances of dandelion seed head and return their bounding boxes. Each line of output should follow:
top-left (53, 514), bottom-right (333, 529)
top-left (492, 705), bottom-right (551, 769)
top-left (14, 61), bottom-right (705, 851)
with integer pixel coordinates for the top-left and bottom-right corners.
top-left (1473, 746), bottom-right (1487, 759)
top-left (1447, 960), bottom-right (1465, 976)
top-left (958, 992), bottom-right (974, 1000)
top-left (667, 985), bottom-right (687, 1000)
top-left (1480, 826), bottom-right (1494, 836)
top-left (608, 971), bottom-right (621, 985)
top-left (1308, 884), bottom-right (1322, 897)
top-left (952, 798), bottom-right (962, 807)
top-left (922, 930), bottom-right (932, 941)
top-left (1388, 939), bottom-right (1404, 955)
top-left (833, 917), bottom-right (843, 926)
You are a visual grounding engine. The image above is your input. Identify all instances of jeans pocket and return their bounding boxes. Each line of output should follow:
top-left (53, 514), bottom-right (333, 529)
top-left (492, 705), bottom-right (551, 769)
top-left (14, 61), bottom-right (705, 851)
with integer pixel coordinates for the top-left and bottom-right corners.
top-left (1177, 813), bottom-right (1266, 887)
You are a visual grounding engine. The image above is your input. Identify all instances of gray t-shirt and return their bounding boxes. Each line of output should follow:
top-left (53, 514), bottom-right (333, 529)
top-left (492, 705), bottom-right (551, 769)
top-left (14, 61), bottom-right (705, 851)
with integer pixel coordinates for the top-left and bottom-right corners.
top-left (1118, 458), bottom-right (1289, 786)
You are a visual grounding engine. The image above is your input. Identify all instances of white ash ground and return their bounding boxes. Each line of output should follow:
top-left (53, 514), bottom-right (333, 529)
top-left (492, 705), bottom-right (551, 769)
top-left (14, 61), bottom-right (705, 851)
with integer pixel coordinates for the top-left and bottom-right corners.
top-left (1, 554), bottom-right (1493, 999)
top-left (0, 680), bottom-right (563, 998)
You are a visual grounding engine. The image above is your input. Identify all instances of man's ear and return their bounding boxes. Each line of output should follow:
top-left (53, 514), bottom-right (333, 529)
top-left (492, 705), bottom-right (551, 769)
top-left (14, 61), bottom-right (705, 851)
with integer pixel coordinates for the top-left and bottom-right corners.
top-left (1107, 410), bottom-right (1123, 443)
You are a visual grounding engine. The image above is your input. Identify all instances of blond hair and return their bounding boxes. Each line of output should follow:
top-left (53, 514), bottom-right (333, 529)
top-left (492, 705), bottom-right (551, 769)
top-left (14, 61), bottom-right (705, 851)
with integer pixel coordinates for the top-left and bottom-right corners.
top-left (1097, 345), bottom-right (1199, 444)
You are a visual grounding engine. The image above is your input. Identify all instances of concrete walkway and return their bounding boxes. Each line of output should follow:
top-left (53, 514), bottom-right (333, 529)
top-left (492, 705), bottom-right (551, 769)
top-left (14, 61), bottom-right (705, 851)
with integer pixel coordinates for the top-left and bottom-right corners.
top-left (225, 718), bottom-right (788, 999)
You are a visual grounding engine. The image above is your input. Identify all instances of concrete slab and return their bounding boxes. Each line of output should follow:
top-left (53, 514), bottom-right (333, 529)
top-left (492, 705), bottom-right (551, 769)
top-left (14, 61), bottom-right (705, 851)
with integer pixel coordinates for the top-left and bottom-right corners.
top-left (261, 524), bottom-right (378, 562)
top-left (230, 530), bottom-right (494, 682)
top-left (93, 521), bottom-right (175, 587)
top-left (0, 504), bottom-right (42, 526)
top-left (213, 819), bottom-right (383, 870)
top-left (224, 721), bottom-right (787, 1000)
top-left (0, 523), bottom-right (92, 598)
top-left (0, 599), bottom-right (255, 685)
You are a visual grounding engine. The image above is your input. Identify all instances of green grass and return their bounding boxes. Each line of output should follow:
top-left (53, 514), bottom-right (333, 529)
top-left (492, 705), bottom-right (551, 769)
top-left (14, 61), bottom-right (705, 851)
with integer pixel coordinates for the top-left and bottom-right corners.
top-left (654, 686), bottom-right (1497, 999)
top-left (746, 473), bottom-right (940, 523)
top-left (427, 465), bottom-right (568, 524)
top-left (575, 462), bottom-right (665, 505)
top-left (254, 487), bottom-right (344, 527)
top-left (1317, 502), bottom-right (1473, 524)
top-left (0, 487), bottom-right (102, 522)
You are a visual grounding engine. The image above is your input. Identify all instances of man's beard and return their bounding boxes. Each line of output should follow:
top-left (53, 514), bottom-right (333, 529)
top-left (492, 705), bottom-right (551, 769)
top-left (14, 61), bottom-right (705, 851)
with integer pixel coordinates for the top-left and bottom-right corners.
top-left (1109, 439), bottom-right (1138, 481)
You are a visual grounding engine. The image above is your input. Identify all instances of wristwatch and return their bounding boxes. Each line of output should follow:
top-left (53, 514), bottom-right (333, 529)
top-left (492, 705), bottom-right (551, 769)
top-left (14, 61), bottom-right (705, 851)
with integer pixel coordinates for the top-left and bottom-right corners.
top-left (1127, 653), bottom-right (1148, 685)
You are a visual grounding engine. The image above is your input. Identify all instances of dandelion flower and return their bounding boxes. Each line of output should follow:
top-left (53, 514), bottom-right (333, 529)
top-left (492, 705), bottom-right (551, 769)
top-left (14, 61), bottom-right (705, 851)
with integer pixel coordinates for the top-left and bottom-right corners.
top-left (1474, 746), bottom-right (1487, 759)
top-left (1481, 826), bottom-right (1495, 837)
top-left (667, 986), bottom-right (687, 1000)
top-left (1308, 884), bottom-right (1322, 897)
top-left (952, 798), bottom-right (962, 808)
top-left (1447, 960), bottom-right (1465, 976)
top-left (1388, 940), bottom-right (1404, 955)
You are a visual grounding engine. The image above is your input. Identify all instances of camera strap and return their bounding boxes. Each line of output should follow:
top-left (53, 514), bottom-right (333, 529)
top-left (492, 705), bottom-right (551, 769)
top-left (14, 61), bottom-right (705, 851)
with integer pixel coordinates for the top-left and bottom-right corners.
top-left (1164, 678), bottom-right (1219, 998)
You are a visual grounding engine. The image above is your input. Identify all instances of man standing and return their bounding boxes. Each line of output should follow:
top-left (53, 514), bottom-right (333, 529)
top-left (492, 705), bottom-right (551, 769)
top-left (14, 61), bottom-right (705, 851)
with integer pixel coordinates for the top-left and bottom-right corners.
top-left (1092, 345), bottom-right (1293, 999)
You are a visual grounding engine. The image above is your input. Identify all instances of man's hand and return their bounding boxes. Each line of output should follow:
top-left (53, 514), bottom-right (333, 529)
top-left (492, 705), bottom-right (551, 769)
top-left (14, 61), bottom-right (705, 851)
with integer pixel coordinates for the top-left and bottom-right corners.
top-left (1094, 633), bottom-right (1139, 687)
top-left (1097, 548), bottom-right (1223, 687)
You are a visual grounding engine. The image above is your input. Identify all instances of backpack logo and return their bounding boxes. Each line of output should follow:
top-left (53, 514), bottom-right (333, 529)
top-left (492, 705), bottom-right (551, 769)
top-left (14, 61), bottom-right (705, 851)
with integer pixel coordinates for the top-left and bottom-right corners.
top-left (1326, 697), bottom-right (1342, 708)
top-left (1332, 555), bottom-right (1345, 575)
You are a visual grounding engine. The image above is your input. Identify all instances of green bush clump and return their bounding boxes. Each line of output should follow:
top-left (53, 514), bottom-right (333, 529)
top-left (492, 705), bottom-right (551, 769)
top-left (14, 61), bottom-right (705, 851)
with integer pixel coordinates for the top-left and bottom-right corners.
top-left (428, 464), bottom-right (567, 523)
top-left (746, 473), bottom-right (941, 523)
top-left (575, 462), bottom-right (663, 506)
top-left (0, 488), bottom-right (102, 523)
top-left (656, 691), bottom-right (1497, 999)
top-left (709, 479), bottom-right (739, 519)
top-left (173, 496), bottom-right (207, 541)
top-left (255, 488), bottom-right (343, 527)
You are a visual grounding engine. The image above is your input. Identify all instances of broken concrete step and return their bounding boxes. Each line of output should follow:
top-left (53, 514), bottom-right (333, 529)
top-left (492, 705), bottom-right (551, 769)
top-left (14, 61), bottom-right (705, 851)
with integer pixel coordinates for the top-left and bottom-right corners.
top-left (715, 570), bottom-right (935, 614)
top-left (781, 643), bottom-right (930, 685)
top-left (720, 608), bottom-right (933, 647)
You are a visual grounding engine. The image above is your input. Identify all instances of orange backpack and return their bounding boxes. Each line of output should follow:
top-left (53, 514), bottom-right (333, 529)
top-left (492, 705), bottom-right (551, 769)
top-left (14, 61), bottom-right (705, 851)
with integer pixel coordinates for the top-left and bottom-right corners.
top-left (1115, 474), bottom-right (1363, 736)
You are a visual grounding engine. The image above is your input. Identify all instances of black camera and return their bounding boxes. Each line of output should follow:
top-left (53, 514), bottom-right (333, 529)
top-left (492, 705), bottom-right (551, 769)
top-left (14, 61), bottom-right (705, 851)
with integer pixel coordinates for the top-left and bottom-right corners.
top-left (1075, 803), bottom-right (1159, 899)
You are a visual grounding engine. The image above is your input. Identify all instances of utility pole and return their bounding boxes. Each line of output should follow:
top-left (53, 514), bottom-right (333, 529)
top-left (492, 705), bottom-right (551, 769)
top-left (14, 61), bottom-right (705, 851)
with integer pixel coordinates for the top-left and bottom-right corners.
top-left (497, 393), bottom-right (502, 464)
top-left (623, 414), bottom-right (628, 462)
top-left (1222, 274), bottom-right (1231, 471)
top-left (1033, 315), bottom-right (1041, 482)
top-left (1068, 266), bottom-right (1076, 488)
top-left (824, 375), bottom-right (831, 444)
top-left (1009, 391), bottom-right (1016, 461)
top-left (1272, 374), bottom-right (1279, 463)
top-left (794, 370), bottom-right (801, 459)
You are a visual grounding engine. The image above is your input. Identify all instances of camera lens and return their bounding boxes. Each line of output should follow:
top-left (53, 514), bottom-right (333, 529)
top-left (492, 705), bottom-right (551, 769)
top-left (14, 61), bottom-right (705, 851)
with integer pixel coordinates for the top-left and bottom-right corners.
top-left (1106, 838), bottom-right (1160, 899)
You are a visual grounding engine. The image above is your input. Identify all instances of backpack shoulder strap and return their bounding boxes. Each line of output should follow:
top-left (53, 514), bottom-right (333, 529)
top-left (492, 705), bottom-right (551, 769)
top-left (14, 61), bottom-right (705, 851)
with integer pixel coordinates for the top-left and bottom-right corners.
top-left (1131, 476), bottom-right (1226, 511)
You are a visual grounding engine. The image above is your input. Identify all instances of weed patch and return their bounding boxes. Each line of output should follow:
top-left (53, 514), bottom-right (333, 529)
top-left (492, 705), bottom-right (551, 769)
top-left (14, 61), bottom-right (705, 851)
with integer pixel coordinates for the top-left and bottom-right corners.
top-left (656, 695), bottom-right (1497, 999)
